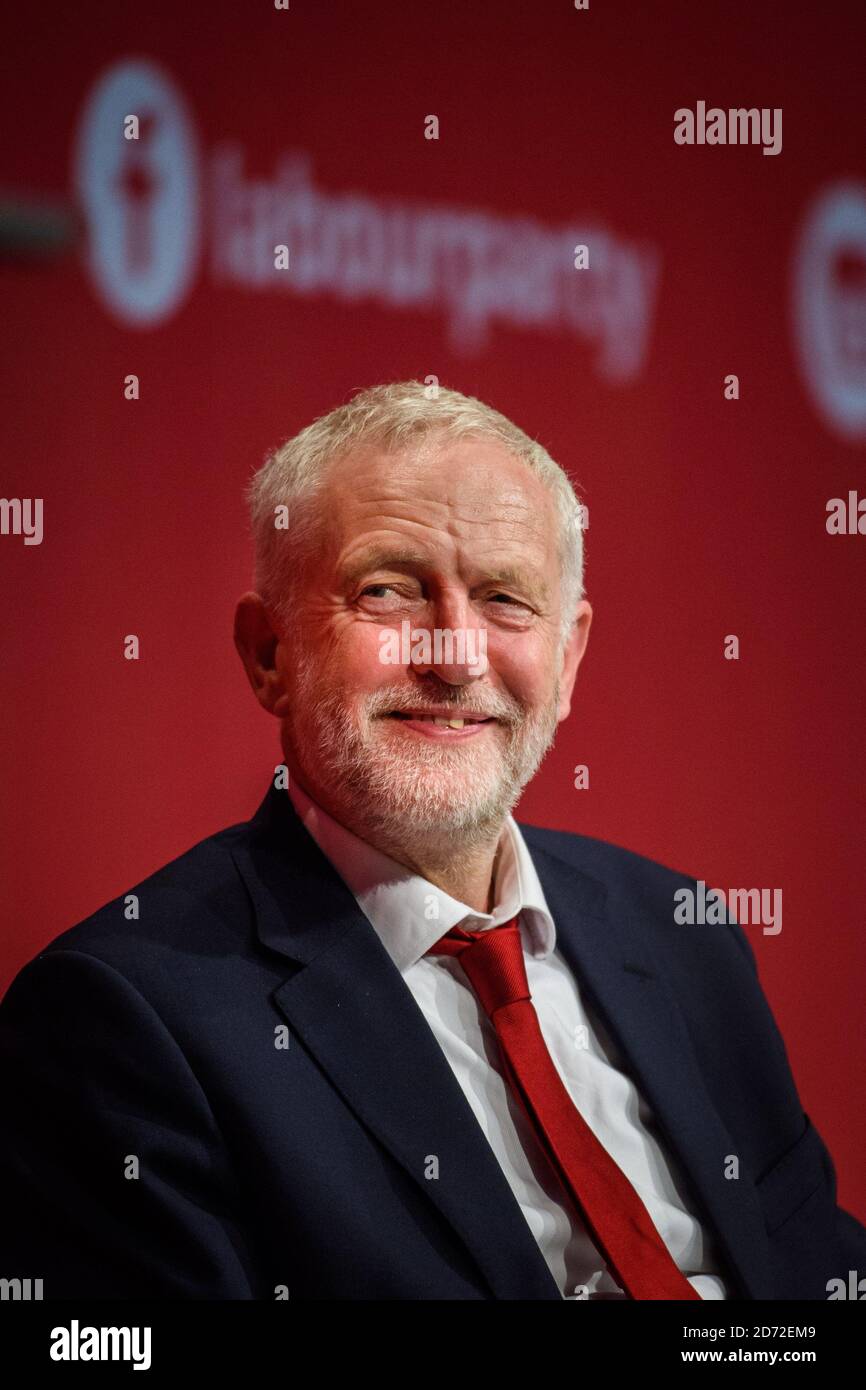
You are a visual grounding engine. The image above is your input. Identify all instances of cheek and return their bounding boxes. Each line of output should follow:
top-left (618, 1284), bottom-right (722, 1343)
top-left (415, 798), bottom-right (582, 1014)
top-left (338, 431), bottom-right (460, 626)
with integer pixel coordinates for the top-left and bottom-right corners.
top-left (488, 635), bottom-right (552, 707)
top-left (337, 624), bottom-right (403, 689)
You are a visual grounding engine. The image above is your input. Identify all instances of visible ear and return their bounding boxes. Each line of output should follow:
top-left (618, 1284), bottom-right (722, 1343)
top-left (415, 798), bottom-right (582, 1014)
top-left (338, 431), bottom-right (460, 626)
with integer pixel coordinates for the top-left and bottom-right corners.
top-left (233, 592), bottom-right (291, 718)
top-left (556, 600), bottom-right (592, 722)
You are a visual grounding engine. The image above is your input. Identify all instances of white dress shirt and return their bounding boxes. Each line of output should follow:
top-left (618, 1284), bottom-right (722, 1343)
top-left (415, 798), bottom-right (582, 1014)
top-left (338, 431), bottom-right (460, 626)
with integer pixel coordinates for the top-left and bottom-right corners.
top-left (286, 779), bottom-right (730, 1300)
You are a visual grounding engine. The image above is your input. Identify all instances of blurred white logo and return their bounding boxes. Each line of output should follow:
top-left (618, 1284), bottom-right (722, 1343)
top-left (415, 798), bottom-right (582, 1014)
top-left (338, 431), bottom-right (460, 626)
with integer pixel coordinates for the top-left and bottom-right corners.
top-left (74, 59), bottom-right (200, 324)
top-left (793, 182), bottom-right (866, 441)
top-left (71, 59), bottom-right (658, 376)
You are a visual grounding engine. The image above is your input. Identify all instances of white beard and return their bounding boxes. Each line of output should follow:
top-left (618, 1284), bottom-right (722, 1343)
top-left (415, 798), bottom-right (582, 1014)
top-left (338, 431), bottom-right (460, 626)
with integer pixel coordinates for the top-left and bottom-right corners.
top-left (286, 649), bottom-right (562, 847)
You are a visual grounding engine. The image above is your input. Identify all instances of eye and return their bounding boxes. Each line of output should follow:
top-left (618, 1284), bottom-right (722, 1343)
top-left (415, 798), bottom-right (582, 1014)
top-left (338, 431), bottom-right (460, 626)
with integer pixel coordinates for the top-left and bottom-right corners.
top-left (488, 593), bottom-right (528, 607)
top-left (356, 583), bottom-right (419, 607)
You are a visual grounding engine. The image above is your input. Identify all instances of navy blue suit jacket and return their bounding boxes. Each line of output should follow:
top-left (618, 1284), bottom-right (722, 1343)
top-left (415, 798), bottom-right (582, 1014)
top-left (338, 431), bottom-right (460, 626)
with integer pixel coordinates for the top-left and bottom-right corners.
top-left (1, 780), bottom-right (864, 1299)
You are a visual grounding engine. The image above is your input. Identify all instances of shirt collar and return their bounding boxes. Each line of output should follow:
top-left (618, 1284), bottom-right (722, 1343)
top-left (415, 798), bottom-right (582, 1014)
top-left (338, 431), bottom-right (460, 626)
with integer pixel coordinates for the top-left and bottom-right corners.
top-left (286, 779), bottom-right (556, 974)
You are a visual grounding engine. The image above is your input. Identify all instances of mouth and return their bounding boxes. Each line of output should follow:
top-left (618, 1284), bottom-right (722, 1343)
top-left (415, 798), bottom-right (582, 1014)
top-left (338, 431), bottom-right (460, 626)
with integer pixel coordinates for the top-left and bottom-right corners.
top-left (382, 710), bottom-right (497, 738)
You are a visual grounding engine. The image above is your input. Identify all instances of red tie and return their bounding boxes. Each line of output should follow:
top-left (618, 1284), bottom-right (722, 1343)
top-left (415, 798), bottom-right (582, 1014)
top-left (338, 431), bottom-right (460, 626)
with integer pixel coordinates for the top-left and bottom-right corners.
top-left (428, 917), bottom-right (701, 1300)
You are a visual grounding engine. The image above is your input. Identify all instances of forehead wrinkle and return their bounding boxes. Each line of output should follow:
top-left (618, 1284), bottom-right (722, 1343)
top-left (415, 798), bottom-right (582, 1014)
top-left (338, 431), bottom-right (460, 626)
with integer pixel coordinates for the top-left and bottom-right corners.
top-left (327, 458), bottom-right (560, 600)
top-left (334, 494), bottom-right (543, 565)
top-left (447, 501), bottom-right (553, 551)
top-left (330, 441), bottom-right (557, 544)
top-left (344, 492), bottom-right (553, 557)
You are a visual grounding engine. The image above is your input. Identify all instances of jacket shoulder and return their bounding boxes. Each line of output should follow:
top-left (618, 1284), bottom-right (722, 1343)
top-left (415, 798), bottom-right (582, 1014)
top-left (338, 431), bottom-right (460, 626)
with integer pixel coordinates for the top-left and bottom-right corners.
top-left (31, 814), bottom-right (256, 980)
top-left (517, 819), bottom-right (758, 973)
top-left (517, 820), bottom-right (698, 893)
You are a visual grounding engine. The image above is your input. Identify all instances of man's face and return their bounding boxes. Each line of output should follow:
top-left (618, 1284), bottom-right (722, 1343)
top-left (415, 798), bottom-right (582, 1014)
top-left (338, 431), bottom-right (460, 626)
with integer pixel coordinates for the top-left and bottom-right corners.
top-left (258, 434), bottom-right (590, 841)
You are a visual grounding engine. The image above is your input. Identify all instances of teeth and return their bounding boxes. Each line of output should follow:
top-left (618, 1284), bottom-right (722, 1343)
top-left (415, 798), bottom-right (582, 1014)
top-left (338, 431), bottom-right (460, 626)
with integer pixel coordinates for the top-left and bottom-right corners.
top-left (391, 713), bottom-right (487, 728)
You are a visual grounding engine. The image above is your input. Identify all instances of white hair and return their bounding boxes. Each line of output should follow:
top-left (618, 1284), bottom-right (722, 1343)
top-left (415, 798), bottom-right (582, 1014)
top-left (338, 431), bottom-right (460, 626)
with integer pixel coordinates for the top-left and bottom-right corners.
top-left (245, 381), bottom-right (587, 650)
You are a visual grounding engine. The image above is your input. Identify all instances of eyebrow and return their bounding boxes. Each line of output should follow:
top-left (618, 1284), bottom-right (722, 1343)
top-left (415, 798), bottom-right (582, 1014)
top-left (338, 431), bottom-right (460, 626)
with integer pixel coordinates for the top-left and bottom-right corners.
top-left (338, 549), bottom-right (550, 604)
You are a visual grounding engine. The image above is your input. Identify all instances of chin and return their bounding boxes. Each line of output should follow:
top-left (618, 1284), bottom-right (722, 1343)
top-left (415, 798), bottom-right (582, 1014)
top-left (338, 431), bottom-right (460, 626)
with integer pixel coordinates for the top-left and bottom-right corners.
top-left (360, 770), bottom-right (517, 835)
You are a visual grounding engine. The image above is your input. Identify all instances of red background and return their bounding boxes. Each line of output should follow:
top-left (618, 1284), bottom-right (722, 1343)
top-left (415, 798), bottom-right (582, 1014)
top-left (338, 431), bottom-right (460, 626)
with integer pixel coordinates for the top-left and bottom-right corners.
top-left (2, 1), bottom-right (865, 1219)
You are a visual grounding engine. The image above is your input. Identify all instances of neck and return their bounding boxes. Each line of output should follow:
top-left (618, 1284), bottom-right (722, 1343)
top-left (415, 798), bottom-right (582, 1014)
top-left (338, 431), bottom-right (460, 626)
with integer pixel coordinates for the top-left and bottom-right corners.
top-left (369, 825), bottom-right (504, 914)
top-left (287, 763), bottom-right (505, 913)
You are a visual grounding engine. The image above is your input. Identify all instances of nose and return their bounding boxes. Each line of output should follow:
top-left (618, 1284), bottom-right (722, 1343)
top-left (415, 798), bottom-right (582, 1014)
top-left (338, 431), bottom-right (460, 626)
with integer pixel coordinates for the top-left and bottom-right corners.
top-left (409, 590), bottom-right (488, 684)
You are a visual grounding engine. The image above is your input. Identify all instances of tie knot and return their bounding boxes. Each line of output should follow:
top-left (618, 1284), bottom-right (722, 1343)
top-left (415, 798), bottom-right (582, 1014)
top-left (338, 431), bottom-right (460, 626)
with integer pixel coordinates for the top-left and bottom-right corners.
top-left (427, 916), bottom-right (530, 1016)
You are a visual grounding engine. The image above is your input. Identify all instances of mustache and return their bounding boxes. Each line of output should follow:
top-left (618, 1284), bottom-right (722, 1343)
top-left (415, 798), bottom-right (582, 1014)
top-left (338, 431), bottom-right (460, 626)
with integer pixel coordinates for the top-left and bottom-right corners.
top-left (364, 687), bottom-right (524, 723)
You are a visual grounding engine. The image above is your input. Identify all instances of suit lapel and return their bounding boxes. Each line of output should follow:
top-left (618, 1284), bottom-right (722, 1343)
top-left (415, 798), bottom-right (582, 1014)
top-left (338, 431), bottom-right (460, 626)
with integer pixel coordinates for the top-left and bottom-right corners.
top-left (523, 832), bottom-right (776, 1300)
top-left (233, 782), bottom-right (774, 1300)
top-left (231, 783), bottom-right (562, 1300)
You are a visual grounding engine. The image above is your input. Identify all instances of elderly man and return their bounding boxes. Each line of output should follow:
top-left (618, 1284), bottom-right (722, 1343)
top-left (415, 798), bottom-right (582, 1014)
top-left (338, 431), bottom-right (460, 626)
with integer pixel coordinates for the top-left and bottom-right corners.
top-left (1, 381), bottom-right (863, 1300)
